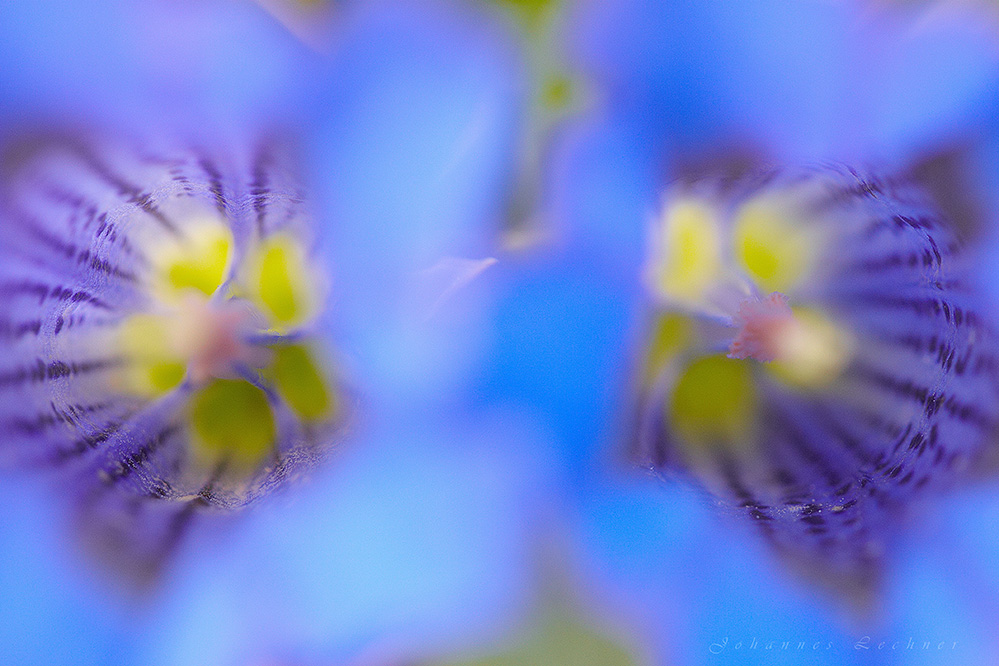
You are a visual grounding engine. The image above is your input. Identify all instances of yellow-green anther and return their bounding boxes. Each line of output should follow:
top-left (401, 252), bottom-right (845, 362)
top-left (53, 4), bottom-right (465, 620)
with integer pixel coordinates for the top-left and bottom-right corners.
top-left (670, 356), bottom-right (756, 448)
top-left (188, 379), bottom-right (276, 470)
top-left (733, 196), bottom-right (817, 294)
top-left (649, 198), bottom-right (723, 306)
top-left (151, 220), bottom-right (234, 301)
top-left (268, 343), bottom-right (335, 422)
top-left (245, 234), bottom-right (317, 330)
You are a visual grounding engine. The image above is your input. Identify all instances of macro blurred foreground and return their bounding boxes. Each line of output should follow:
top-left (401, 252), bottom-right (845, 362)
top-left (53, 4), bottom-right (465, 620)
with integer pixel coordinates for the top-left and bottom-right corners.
top-left (3, 1), bottom-right (999, 665)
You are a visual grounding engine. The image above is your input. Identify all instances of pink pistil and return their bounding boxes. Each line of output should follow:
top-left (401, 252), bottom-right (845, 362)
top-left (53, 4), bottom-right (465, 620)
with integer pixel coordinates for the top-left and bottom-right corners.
top-left (175, 296), bottom-right (271, 384)
top-left (727, 292), bottom-right (795, 362)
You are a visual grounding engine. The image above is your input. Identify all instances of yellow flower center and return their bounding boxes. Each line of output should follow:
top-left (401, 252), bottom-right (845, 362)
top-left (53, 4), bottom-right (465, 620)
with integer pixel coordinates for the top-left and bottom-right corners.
top-left (111, 217), bottom-right (335, 473)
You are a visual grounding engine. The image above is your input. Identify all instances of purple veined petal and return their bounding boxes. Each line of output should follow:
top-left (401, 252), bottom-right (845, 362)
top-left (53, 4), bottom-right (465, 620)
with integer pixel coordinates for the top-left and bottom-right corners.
top-left (0, 131), bottom-right (348, 584)
top-left (633, 165), bottom-right (999, 594)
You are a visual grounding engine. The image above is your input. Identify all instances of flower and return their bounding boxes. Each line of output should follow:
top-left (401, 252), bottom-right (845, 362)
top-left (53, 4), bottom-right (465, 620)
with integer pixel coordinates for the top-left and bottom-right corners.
top-left (551, 0), bottom-right (999, 662)
top-left (633, 165), bottom-right (999, 590)
top-left (0, 132), bottom-right (350, 582)
top-left (4, 1), bottom-right (999, 666)
top-left (0, 2), bottom-right (549, 665)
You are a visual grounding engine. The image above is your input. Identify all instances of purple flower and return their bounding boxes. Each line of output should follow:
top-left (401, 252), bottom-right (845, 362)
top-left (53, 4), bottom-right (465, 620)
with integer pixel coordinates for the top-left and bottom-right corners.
top-left (0, 4), bottom-right (543, 663)
top-left (632, 164), bottom-right (999, 591)
top-left (0, 132), bottom-right (344, 583)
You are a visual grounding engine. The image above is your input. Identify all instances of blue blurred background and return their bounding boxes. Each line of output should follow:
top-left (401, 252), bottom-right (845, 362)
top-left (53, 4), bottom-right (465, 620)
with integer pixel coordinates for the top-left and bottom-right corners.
top-left (3, 0), bottom-right (999, 665)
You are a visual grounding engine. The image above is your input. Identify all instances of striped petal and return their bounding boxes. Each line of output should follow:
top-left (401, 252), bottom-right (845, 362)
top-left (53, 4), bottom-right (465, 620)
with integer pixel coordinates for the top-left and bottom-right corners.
top-left (633, 166), bottom-right (999, 589)
top-left (0, 132), bottom-right (345, 582)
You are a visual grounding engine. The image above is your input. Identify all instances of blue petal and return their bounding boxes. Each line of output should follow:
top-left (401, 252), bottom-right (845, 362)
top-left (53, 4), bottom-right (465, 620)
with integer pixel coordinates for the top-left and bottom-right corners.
top-left (573, 0), bottom-right (999, 162)
top-left (0, 0), bottom-right (324, 131)
top-left (306, 2), bottom-right (524, 409)
top-left (140, 412), bottom-right (553, 665)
